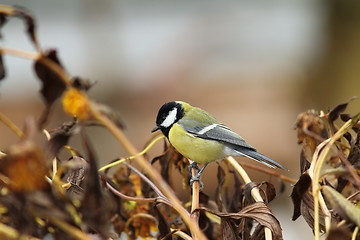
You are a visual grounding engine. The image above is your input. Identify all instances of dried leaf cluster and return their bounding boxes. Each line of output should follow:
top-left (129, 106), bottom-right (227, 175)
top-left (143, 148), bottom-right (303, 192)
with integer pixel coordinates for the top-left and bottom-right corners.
top-left (0, 5), bottom-right (288, 240)
top-left (3, 4), bottom-right (360, 240)
top-left (293, 99), bottom-right (360, 240)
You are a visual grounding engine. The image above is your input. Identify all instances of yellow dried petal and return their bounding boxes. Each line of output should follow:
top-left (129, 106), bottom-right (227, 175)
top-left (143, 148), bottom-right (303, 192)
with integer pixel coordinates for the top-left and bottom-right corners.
top-left (62, 88), bottom-right (90, 120)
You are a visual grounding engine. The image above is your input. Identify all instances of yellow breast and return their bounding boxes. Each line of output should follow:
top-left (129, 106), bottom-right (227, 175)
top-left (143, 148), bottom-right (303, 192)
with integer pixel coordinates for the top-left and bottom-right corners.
top-left (168, 123), bottom-right (226, 163)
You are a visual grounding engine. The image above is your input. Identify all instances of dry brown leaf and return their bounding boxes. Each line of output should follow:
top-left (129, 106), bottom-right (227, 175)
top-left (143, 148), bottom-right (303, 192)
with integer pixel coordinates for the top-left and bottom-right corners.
top-left (291, 173), bottom-right (312, 221)
top-left (34, 49), bottom-right (67, 128)
top-left (198, 202), bottom-right (283, 240)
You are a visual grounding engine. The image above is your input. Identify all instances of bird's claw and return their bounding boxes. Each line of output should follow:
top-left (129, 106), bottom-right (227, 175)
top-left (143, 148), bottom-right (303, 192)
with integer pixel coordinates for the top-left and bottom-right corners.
top-left (189, 175), bottom-right (204, 190)
top-left (188, 162), bottom-right (200, 172)
top-left (188, 162), bottom-right (208, 190)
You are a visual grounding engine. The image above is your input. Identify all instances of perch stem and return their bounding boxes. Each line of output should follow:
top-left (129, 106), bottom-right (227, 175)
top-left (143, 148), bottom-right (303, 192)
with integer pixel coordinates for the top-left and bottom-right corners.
top-left (190, 164), bottom-right (200, 238)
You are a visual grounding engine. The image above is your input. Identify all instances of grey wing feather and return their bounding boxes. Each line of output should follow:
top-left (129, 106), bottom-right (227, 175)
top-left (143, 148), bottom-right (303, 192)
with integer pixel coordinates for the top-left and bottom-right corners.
top-left (183, 123), bottom-right (256, 150)
top-left (235, 147), bottom-right (288, 170)
top-left (180, 122), bottom-right (288, 170)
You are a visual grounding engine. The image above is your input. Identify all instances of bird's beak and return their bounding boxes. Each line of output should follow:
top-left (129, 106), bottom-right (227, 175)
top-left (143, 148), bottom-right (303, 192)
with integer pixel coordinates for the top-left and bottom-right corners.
top-left (151, 125), bottom-right (161, 133)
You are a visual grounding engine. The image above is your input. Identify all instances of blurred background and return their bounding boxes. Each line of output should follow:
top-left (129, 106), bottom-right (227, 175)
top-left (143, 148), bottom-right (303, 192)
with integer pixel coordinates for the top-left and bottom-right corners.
top-left (1, 0), bottom-right (360, 239)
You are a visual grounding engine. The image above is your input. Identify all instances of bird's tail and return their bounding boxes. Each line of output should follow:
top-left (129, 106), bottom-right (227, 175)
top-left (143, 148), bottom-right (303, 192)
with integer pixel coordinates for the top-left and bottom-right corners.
top-left (235, 147), bottom-right (288, 170)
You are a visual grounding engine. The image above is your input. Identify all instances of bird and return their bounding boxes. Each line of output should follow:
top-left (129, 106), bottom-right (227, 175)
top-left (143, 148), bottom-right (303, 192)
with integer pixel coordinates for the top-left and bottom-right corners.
top-left (152, 101), bottom-right (287, 184)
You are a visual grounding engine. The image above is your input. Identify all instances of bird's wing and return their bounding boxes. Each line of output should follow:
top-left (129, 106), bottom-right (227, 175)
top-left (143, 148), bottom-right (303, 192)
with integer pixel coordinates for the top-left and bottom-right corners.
top-left (233, 146), bottom-right (288, 169)
top-left (180, 121), bottom-right (288, 170)
top-left (181, 122), bottom-right (256, 150)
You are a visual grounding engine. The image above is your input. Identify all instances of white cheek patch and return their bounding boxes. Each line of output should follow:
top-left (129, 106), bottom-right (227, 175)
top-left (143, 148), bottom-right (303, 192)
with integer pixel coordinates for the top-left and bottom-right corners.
top-left (197, 123), bottom-right (219, 135)
top-left (161, 108), bottom-right (178, 127)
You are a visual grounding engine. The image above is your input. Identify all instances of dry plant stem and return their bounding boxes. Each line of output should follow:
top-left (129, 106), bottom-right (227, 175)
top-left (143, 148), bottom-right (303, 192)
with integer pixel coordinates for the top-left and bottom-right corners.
top-left (0, 6), bottom-right (41, 51)
top-left (352, 227), bottom-right (359, 240)
top-left (337, 150), bottom-right (360, 189)
top-left (48, 217), bottom-right (90, 240)
top-left (106, 181), bottom-right (171, 205)
top-left (239, 162), bottom-right (297, 184)
top-left (308, 139), bottom-right (332, 239)
top-left (190, 165), bottom-right (200, 238)
top-left (0, 47), bottom-right (39, 61)
top-left (170, 228), bottom-right (193, 240)
top-left (1, 47), bottom-right (72, 86)
top-left (124, 162), bottom-right (166, 198)
top-left (226, 156), bottom-right (273, 240)
top-left (90, 108), bottom-right (205, 240)
top-left (98, 135), bottom-right (165, 172)
top-left (190, 167), bottom-right (200, 214)
top-left (0, 5), bottom-right (16, 15)
top-left (0, 222), bottom-right (40, 240)
top-left (347, 190), bottom-right (360, 201)
top-left (0, 112), bottom-right (24, 138)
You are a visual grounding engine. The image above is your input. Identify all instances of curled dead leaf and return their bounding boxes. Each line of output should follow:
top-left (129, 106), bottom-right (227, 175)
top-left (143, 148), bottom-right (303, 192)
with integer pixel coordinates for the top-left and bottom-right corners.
top-left (198, 202), bottom-right (283, 240)
top-left (79, 130), bottom-right (116, 238)
top-left (14, 7), bottom-right (39, 49)
top-left (0, 6), bottom-right (38, 48)
top-left (295, 110), bottom-right (328, 173)
top-left (291, 173), bottom-right (311, 221)
top-left (71, 77), bottom-right (94, 91)
top-left (34, 49), bottom-right (67, 128)
top-left (327, 97), bottom-right (356, 124)
top-left (47, 118), bottom-right (79, 159)
top-left (215, 164), bottom-right (227, 212)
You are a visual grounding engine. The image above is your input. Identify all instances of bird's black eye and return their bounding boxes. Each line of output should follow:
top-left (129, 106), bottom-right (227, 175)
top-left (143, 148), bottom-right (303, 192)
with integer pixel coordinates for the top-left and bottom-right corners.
top-left (161, 113), bottom-right (167, 121)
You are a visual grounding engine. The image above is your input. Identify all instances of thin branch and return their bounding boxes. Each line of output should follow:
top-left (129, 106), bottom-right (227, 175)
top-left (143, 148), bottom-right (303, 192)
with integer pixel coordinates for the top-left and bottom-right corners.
top-left (125, 162), bottom-right (166, 199)
top-left (238, 162), bottom-right (297, 184)
top-left (0, 47), bottom-right (40, 60)
top-left (337, 149), bottom-right (360, 189)
top-left (0, 112), bottom-right (24, 138)
top-left (98, 135), bottom-right (165, 172)
top-left (352, 226), bottom-right (359, 240)
top-left (106, 180), bottom-right (169, 204)
top-left (47, 217), bottom-right (90, 240)
top-left (1, 47), bottom-right (72, 86)
top-left (170, 228), bottom-right (193, 240)
top-left (0, 222), bottom-right (40, 240)
top-left (308, 139), bottom-right (332, 239)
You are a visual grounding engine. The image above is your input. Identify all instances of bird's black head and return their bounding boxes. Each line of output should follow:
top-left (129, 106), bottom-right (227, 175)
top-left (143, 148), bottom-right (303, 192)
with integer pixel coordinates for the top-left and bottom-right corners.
top-left (152, 101), bottom-right (184, 137)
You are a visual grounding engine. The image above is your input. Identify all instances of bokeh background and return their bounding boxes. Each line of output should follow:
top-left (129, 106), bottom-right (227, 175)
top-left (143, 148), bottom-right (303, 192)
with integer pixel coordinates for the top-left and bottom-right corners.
top-left (1, 1), bottom-right (360, 239)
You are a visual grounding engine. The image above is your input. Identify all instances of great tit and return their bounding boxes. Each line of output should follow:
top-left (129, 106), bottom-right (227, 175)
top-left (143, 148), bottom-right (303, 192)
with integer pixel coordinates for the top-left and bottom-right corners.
top-left (152, 101), bottom-right (287, 182)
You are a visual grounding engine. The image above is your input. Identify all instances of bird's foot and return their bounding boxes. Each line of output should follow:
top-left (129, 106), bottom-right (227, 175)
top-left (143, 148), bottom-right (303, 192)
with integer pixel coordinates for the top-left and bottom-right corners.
top-left (188, 162), bottom-right (208, 190)
top-left (188, 161), bottom-right (201, 172)
top-left (189, 174), bottom-right (204, 190)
